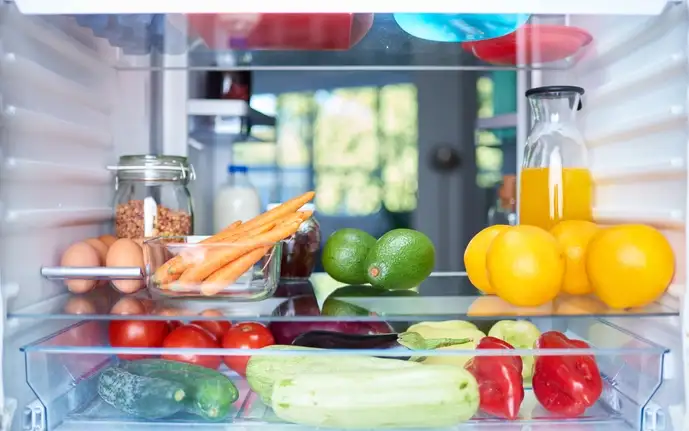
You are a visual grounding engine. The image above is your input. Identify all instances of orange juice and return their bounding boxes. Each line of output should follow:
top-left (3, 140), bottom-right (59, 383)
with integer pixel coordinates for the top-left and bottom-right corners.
top-left (519, 167), bottom-right (593, 230)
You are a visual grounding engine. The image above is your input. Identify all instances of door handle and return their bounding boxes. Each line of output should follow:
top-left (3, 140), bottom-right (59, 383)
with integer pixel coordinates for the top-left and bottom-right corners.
top-left (430, 144), bottom-right (462, 172)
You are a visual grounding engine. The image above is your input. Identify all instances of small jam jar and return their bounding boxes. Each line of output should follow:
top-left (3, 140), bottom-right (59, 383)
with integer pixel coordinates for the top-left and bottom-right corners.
top-left (268, 203), bottom-right (321, 280)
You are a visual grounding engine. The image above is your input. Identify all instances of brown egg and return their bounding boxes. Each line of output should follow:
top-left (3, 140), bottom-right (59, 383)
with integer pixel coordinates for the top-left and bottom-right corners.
top-left (99, 235), bottom-right (118, 247)
top-left (63, 296), bottom-right (97, 315)
top-left (84, 238), bottom-right (109, 288)
top-left (84, 238), bottom-right (108, 264)
top-left (60, 242), bottom-right (100, 293)
top-left (106, 238), bottom-right (145, 294)
top-left (110, 297), bottom-right (147, 315)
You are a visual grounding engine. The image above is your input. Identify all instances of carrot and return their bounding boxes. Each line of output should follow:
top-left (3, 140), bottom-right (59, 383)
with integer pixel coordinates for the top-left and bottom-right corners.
top-left (298, 210), bottom-right (314, 221)
top-left (231, 191), bottom-right (314, 234)
top-left (152, 221), bottom-right (241, 283)
top-left (275, 212), bottom-right (306, 227)
top-left (200, 246), bottom-right (272, 296)
top-left (154, 222), bottom-right (277, 284)
top-left (152, 191), bottom-right (314, 284)
top-left (220, 220), bottom-right (242, 233)
top-left (178, 221), bottom-right (302, 284)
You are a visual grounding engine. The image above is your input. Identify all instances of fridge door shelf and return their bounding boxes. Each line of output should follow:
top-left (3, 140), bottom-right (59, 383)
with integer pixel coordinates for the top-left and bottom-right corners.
top-left (9, 276), bottom-right (680, 323)
top-left (14, 0), bottom-right (670, 16)
top-left (22, 319), bottom-right (668, 430)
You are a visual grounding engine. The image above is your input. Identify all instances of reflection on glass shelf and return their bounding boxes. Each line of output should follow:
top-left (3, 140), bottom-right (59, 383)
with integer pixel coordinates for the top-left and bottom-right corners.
top-left (22, 318), bottom-right (666, 431)
top-left (9, 273), bottom-right (679, 322)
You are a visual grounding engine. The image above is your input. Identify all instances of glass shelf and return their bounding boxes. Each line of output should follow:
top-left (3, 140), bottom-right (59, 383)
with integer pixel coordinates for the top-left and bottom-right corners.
top-left (9, 273), bottom-right (680, 323)
top-left (22, 318), bottom-right (668, 431)
top-left (17, 9), bottom-right (601, 70)
top-left (14, 0), bottom-right (670, 16)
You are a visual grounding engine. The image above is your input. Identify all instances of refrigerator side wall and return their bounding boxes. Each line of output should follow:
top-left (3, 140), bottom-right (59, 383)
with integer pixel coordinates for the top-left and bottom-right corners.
top-left (0, 8), bottom-right (152, 429)
top-left (540, 7), bottom-right (689, 428)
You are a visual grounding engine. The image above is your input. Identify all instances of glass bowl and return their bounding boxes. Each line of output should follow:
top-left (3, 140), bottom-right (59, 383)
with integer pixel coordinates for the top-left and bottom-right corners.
top-left (144, 236), bottom-right (281, 300)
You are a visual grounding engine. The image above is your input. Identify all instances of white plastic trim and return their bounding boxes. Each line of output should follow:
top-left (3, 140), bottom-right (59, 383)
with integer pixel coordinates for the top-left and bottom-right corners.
top-left (585, 106), bottom-right (686, 148)
top-left (3, 207), bottom-right (113, 229)
top-left (0, 158), bottom-right (111, 184)
top-left (0, 53), bottom-right (112, 114)
top-left (593, 208), bottom-right (685, 230)
top-left (3, 106), bottom-right (113, 148)
top-left (592, 159), bottom-right (686, 184)
top-left (577, 5), bottom-right (684, 73)
top-left (7, 8), bottom-right (112, 75)
top-left (187, 99), bottom-right (250, 117)
top-left (14, 0), bottom-right (669, 15)
top-left (585, 53), bottom-right (687, 107)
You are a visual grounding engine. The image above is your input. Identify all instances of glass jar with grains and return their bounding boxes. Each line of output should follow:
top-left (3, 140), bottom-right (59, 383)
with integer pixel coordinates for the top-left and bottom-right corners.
top-left (110, 155), bottom-right (194, 239)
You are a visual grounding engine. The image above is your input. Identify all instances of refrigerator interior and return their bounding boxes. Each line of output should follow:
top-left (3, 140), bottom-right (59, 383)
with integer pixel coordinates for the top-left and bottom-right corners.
top-left (0, 2), bottom-right (687, 431)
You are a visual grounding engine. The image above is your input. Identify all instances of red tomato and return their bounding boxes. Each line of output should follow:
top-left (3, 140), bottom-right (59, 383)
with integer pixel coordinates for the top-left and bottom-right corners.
top-left (192, 309), bottom-right (232, 342)
top-left (192, 320), bottom-right (231, 342)
top-left (109, 320), bottom-right (169, 360)
top-left (162, 324), bottom-right (221, 369)
top-left (222, 322), bottom-right (275, 376)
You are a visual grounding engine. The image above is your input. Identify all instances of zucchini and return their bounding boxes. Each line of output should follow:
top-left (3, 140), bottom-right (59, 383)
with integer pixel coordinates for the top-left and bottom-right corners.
top-left (97, 367), bottom-right (186, 419)
top-left (272, 364), bottom-right (479, 428)
top-left (121, 359), bottom-right (239, 421)
top-left (246, 345), bottom-right (420, 404)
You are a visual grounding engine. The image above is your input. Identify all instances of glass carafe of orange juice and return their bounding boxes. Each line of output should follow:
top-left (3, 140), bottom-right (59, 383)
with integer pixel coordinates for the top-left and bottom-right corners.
top-left (519, 86), bottom-right (593, 230)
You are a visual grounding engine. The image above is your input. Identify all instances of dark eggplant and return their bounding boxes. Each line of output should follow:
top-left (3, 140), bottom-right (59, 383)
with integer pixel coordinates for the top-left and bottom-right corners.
top-left (291, 330), bottom-right (473, 361)
top-left (292, 331), bottom-right (412, 360)
top-left (293, 331), bottom-right (402, 349)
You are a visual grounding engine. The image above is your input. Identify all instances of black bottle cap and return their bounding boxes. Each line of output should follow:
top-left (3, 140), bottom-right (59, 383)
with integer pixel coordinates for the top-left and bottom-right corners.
top-left (526, 85), bottom-right (585, 111)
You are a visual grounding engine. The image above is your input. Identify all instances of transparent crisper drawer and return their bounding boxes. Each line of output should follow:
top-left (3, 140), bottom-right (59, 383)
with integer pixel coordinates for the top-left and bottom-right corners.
top-left (22, 317), bottom-right (667, 431)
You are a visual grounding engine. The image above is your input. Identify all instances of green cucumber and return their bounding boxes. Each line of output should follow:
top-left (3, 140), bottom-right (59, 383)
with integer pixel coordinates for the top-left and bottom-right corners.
top-left (146, 369), bottom-right (235, 420)
top-left (97, 367), bottom-right (186, 419)
top-left (121, 359), bottom-right (238, 420)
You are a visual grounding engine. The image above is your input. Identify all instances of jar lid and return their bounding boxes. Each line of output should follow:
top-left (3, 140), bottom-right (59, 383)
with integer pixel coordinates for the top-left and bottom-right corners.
top-left (108, 155), bottom-right (195, 182)
top-left (267, 202), bottom-right (315, 212)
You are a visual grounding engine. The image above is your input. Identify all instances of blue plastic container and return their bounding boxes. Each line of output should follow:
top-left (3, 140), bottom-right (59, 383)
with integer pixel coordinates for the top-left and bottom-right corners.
top-left (393, 13), bottom-right (530, 42)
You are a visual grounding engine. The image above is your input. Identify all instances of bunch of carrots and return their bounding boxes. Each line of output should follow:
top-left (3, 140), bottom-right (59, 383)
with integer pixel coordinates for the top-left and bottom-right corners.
top-left (153, 191), bottom-right (315, 296)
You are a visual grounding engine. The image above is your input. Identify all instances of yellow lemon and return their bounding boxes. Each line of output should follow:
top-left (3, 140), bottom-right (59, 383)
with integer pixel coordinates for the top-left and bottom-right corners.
top-left (587, 224), bottom-right (674, 309)
top-left (464, 225), bottom-right (511, 294)
top-left (486, 225), bottom-right (564, 307)
top-left (550, 220), bottom-right (600, 295)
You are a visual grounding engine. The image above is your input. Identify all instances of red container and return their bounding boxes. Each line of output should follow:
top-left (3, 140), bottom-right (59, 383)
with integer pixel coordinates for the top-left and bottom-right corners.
top-left (187, 13), bottom-right (374, 51)
top-left (462, 24), bottom-right (593, 66)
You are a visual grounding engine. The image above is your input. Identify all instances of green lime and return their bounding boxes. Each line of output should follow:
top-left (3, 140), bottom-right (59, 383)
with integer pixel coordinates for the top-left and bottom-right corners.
top-left (365, 229), bottom-right (435, 290)
top-left (322, 228), bottom-right (377, 285)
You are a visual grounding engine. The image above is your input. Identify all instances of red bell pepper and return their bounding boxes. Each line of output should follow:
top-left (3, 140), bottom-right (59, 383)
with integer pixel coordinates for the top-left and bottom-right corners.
top-left (532, 331), bottom-right (603, 417)
top-left (464, 336), bottom-right (524, 420)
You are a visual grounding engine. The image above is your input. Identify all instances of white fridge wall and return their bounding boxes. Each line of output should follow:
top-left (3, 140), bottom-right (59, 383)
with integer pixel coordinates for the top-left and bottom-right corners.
top-left (536, 7), bottom-right (688, 428)
top-left (0, 5), bottom-right (151, 429)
